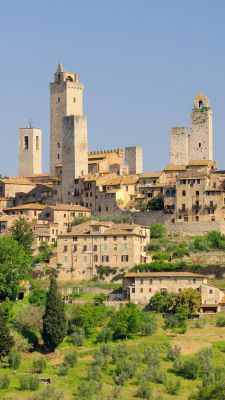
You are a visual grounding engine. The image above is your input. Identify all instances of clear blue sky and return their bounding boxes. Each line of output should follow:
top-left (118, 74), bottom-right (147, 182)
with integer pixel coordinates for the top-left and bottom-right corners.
top-left (1, 0), bottom-right (225, 176)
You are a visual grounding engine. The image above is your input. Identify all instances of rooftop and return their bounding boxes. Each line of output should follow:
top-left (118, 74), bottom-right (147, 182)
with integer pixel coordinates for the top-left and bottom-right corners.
top-left (4, 203), bottom-right (46, 211)
top-left (124, 271), bottom-right (207, 278)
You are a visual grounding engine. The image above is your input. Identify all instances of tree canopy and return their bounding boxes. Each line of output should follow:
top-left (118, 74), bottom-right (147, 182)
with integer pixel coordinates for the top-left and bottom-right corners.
top-left (0, 236), bottom-right (31, 301)
top-left (10, 216), bottom-right (35, 254)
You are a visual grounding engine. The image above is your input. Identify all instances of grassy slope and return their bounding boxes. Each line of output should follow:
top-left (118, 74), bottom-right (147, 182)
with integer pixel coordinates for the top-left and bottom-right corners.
top-left (1, 311), bottom-right (225, 400)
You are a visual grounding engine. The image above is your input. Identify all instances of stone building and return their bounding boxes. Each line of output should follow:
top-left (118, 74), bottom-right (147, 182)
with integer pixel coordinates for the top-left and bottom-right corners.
top-left (50, 63), bottom-right (84, 176)
top-left (169, 94), bottom-right (213, 165)
top-left (19, 125), bottom-right (42, 177)
top-left (56, 221), bottom-right (150, 281)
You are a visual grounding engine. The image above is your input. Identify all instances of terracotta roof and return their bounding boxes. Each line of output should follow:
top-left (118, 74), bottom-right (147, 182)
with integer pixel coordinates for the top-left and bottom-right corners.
top-left (220, 296), bottom-right (225, 304)
top-left (27, 173), bottom-right (50, 177)
top-left (178, 171), bottom-right (207, 178)
top-left (188, 160), bottom-right (214, 166)
top-left (124, 272), bottom-right (207, 278)
top-left (4, 203), bottom-right (46, 211)
top-left (195, 93), bottom-right (208, 100)
top-left (139, 172), bottom-right (161, 178)
top-left (163, 165), bottom-right (187, 171)
top-left (49, 204), bottom-right (91, 212)
top-left (0, 177), bottom-right (34, 185)
top-left (122, 175), bottom-right (139, 185)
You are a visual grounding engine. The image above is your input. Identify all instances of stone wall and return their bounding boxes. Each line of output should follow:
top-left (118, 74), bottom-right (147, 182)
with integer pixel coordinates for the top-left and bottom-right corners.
top-left (19, 128), bottom-right (42, 176)
top-left (124, 146), bottom-right (143, 174)
top-left (169, 127), bottom-right (189, 165)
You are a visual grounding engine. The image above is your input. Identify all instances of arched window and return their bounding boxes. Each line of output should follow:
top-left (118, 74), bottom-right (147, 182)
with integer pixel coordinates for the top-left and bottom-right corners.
top-left (57, 142), bottom-right (60, 149)
top-left (66, 76), bottom-right (73, 82)
top-left (57, 74), bottom-right (61, 82)
top-left (199, 100), bottom-right (203, 108)
top-left (36, 136), bottom-right (39, 150)
top-left (166, 189), bottom-right (170, 197)
top-left (24, 136), bottom-right (29, 150)
top-left (94, 254), bottom-right (98, 262)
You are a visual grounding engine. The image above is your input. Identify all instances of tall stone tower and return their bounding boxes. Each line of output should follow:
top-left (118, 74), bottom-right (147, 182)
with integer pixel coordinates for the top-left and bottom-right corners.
top-left (50, 63), bottom-right (84, 175)
top-left (189, 93), bottom-right (213, 161)
top-left (169, 127), bottom-right (189, 165)
top-left (19, 125), bottom-right (42, 176)
top-left (124, 146), bottom-right (143, 174)
top-left (62, 116), bottom-right (88, 203)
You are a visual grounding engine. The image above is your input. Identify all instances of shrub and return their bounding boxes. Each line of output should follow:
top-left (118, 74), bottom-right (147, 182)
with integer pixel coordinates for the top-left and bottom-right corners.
top-left (147, 240), bottom-right (161, 252)
top-left (166, 344), bottom-right (181, 361)
top-left (198, 348), bottom-right (213, 376)
top-left (11, 330), bottom-right (31, 353)
top-left (77, 380), bottom-right (101, 399)
top-left (88, 365), bottom-right (102, 381)
top-left (58, 363), bottom-right (69, 376)
top-left (32, 358), bottom-right (47, 374)
top-left (165, 379), bottom-right (181, 395)
top-left (8, 351), bottom-right (21, 369)
top-left (216, 313), bottom-right (225, 327)
top-left (71, 327), bottom-right (85, 346)
top-left (0, 374), bottom-right (10, 389)
top-left (182, 359), bottom-right (199, 380)
top-left (140, 313), bottom-right (157, 336)
top-left (152, 252), bottom-right (170, 262)
top-left (147, 197), bottom-right (164, 211)
top-left (30, 386), bottom-right (65, 400)
top-left (96, 327), bottom-right (113, 343)
top-left (19, 375), bottom-right (30, 390)
top-left (29, 283), bottom-right (47, 308)
top-left (29, 375), bottom-right (40, 391)
top-left (144, 347), bottom-right (160, 368)
top-left (64, 351), bottom-right (77, 368)
top-left (150, 223), bottom-right (167, 239)
top-left (137, 378), bottom-right (152, 399)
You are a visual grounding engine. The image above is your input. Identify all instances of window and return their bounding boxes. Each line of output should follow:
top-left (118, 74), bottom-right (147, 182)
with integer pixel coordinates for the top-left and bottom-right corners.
top-left (102, 255), bottom-right (109, 263)
top-left (178, 288), bottom-right (182, 292)
top-left (83, 245), bottom-right (87, 252)
top-left (199, 143), bottom-right (201, 148)
top-left (103, 244), bottom-right (108, 252)
top-left (196, 191), bottom-right (199, 196)
top-left (106, 206), bottom-right (108, 212)
top-left (73, 97), bottom-right (76, 102)
top-left (149, 279), bottom-right (153, 284)
top-left (199, 100), bottom-right (203, 108)
top-left (63, 245), bottom-right (67, 252)
top-left (132, 288), bottom-right (135, 293)
top-left (36, 136), bottom-right (39, 150)
top-left (98, 206), bottom-right (101, 212)
top-left (140, 288), bottom-right (143, 293)
top-left (94, 254), bottom-right (98, 262)
top-left (58, 97), bottom-right (60, 103)
top-left (113, 236), bottom-right (117, 241)
top-left (24, 136), bottom-right (29, 150)
top-left (149, 288), bottom-right (152, 293)
top-left (64, 256), bottom-right (68, 263)
top-left (126, 186), bottom-right (128, 192)
top-left (73, 237), bottom-right (77, 241)
top-left (209, 289), bottom-right (213, 294)
top-left (182, 190), bottom-right (186, 196)
top-left (57, 154), bottom-right (60, 159)
top-left (93, 245), bottom-right (97, 251)
top-left (104, 236), bottom-right (107, 241)
top-left (57, 142), bottom-right (60, 149)
top-left (73, 245), bottom-right (77, 252)
top-left (124, 244), bottom-right (128, 251)
top-left (121, 255), bottom-right (129, 262)
top-left (197, 179), bottom-right (200, 184)
top-left (114, 244), bottom-right (117, 251)
top-left (140, 279), bottom-right (143, 284)
top-left (123, 236), bottom-right (127, 241)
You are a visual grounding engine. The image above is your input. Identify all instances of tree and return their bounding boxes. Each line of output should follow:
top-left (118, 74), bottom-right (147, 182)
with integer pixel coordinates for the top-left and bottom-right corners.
top-left (42, 277), bottom-right (67, 351)
top-left (108, 303), bottom-right (142, 340)
top-left (150, 223), bottom-right (167, 239)
top-left (149, 291), bottom-right (174, 313)
top-left (174, 288), bottom-right (201, 315)
top-left (29, 282), bottom-right (47, 308)
top-left (38, 242), bottom-right (54, 262)
top-left (10, 216), bottom-right (34, 254)
top-left (147, 197), bottom-right (164, 211)
top-left (8, 351), bottom-right (21, 369)
top-left (140, 313), bottom-right (157, 336)
top-left (0, 308), bottom-right (14, 359)
top-left (0, 236), bottom-right (31, 301)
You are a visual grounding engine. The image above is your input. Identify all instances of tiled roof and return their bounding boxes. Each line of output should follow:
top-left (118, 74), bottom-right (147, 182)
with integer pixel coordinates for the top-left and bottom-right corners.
top-left (4, 203), bottom-right (46, 211)
top-left (122, 175), bottom-right (139, 185)
top-left (49, 204), bottom-right (91, 212)
top-left (163, 165), bottom-right (187, 172)
top-left (0, 177), bottom-right (34, 185)
top-left (124, 271), bottom-right (207, 278)
top-left (139, 172), bottom-right (161, 178)
top-left (188, 160), bottom-right (214, 166)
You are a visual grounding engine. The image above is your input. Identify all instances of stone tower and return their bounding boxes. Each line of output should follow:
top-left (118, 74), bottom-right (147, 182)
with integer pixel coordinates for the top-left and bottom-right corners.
top-left (189, 93), bottom-right (213, 161)
top-left (62, 115), bottom-right (88, 203)
top-left (124, 146), bottom-right (143, 174)
top-left (50, 63), bottom-right (84, 175)
top-left (169, 127), bottom-right (189, 165)
top-left (19, 125), bottom-right (42, 176)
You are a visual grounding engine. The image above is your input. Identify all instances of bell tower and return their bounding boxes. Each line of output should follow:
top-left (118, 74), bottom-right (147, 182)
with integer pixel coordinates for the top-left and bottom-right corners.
top-left (50, 63), bottom-right (84, 175)
top-left (19, 123), bottom-right (42, 176)
top-left (189, 93), bottom-right (213, 161)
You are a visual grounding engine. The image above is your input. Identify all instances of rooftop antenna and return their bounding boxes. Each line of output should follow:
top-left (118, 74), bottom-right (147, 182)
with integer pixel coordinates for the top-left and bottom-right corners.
top-left (28, 118), bottom-right (33, 128)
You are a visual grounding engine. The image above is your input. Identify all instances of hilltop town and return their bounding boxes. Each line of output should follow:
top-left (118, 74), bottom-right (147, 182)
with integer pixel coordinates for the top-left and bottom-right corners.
top-left (2, 64), bottom-right (225, 400)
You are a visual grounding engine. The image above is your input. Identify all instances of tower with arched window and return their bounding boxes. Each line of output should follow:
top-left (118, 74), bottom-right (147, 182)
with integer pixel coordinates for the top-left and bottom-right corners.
top-left (19, 126), bottom-right (42, 176)
top-left (189, 93), bottom-right (213, 161)
top-left (50, 63), bottom-right (84, 176)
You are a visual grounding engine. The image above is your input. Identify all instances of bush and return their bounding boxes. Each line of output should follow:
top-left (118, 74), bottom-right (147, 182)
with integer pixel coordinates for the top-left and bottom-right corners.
top-left (77, 380), bottom-right (101, 399)
top-left (182, 359), bottom-right (199, 380)
top-left (140, 313), bottom-right (157, 336)
top-left (8, 351), bottom-right (21, 369)
top-left (147, 197), bottom-right (164, 211)
top-left (137, 378), bottom-right (152, 399)
top-left (0, 375), bottom-right (10, 389)
top-left (32, 358), bottom-right (47, 373)
top-left (96, 326), bottom-right (113, 343)
top-left (58, 363), bottom-right (69, 376)
top-left (150, 223), bottom-right (167, 239)
top-left (166, 344), bottom-right (181, 361)
top-left (216, 313), bottom-right (225, 327)
top-left (19, 375), bottom-right (30, 390)
top-left (88, 365), bottom-right (102, 381)
top-left (29, 375), bottom-right (40, 391)
top-left (144, 347), bottom-right (160, 368)
top-left (30, 386), bottom-right (65, 400)
top-left (152, 252), bottom-right (170, 262)
top-left (71, 327), bottom-right (85, 346)
top-left (165, 379), bottom-right (181, 395)
top-left (29, 283), bottom-right (47, 308)
top-left (147, 240), bottom-right (161, 252)
top-left (64, 351), bottom-right (77, 368)
top-left (198, 348), bottom-right (213, 377)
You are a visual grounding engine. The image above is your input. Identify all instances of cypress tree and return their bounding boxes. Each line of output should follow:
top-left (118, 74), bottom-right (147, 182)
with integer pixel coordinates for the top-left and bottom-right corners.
top-left (0, 308), bottom-right (14, 359)
top-left (42, 277), bottom-right (67, 351)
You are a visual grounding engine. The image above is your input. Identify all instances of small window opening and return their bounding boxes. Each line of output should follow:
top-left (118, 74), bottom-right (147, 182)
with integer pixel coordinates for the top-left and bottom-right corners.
top-left (24, 136), bottom-right (29, 150)
top-left (36, 136), bottom-right (39, 150)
